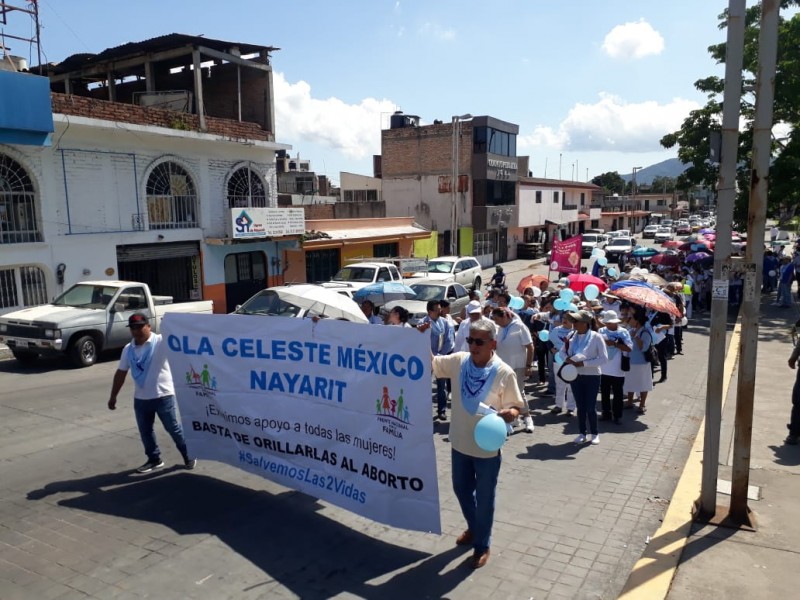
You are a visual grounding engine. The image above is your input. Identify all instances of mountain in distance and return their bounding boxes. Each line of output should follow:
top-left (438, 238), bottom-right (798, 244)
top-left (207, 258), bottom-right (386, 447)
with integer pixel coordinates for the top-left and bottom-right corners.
top-left (618, 158), bottom-right (689, 185)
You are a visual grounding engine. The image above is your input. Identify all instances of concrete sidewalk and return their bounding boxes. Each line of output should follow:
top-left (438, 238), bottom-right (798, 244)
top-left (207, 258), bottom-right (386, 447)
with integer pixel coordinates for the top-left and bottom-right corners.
top-left (665, 297), bottom-right (800, 598)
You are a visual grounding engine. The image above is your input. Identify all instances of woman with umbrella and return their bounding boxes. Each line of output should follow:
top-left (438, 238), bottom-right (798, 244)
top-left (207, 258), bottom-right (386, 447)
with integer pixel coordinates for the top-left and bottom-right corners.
top-left (623, 308), bottom-right (654, 414)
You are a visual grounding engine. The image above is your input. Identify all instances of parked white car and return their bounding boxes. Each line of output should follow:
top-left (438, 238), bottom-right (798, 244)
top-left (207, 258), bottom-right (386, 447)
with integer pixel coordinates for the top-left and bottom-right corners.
top-left (321, 262), bottom-right (403, 292)
top-left (581, 233), bottom-right (606, 258)
top-left (605, 237), bottom-right (636, 261)
top-left (412, 256), bottom-right (482, 290)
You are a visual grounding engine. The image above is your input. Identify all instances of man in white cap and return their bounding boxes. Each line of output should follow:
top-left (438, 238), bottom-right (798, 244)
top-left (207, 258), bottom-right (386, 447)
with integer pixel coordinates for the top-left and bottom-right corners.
top-left (455, 300), bottom-right (496, 352)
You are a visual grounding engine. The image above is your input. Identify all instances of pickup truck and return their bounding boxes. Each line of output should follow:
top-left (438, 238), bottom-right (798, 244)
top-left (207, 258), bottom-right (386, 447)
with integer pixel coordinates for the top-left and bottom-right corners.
top-left (320, 262), bottom-right (404, 292)
top-left (0, 281), bottom-right (213, 367)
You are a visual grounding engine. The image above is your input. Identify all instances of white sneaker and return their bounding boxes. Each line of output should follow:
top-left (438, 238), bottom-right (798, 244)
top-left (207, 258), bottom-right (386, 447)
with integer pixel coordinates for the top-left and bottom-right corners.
top-left (573, 434), bottom-right (586, 445)
top-left (586, 434), bottom-right (593, 443)
top-left (523, 416), bottom-right (535, 433)
top-left (591, 434), bottom-right (600, 445)
top-left (510, 418), bottom-right (521, 428)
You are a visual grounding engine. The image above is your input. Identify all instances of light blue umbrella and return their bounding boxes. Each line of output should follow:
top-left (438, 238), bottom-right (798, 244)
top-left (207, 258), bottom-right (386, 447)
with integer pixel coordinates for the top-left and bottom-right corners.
top-left (631, 246), bottom-right (659, 257)
top-left (353, 282), bottom-right (417, 305)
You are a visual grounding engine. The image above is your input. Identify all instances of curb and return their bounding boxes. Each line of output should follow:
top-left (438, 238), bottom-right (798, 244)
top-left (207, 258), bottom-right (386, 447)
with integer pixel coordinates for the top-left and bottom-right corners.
top-left (618, 318), bottom-right (742, 599)
top-left (0, 344), bottom-right (12, 360)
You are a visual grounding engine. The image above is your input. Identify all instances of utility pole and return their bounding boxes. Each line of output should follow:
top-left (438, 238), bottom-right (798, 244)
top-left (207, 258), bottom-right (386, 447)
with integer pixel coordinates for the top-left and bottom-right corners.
top-left (632, 167), bottom-right (642, 232)
top-left (695, 0), bottom-right (746, 521)
top-left (729, 0), bottom-right (780, 527)
top-left (450, 114), bottom-right (472, 256)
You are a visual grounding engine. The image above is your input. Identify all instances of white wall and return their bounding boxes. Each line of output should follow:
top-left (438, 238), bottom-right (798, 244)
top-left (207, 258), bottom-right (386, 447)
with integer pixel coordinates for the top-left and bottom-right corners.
top-left (0, 118), bottom-right (284, 314)
top-left (383, 175), bottom-right (462, 233)
top-left (518, 186), bottom-right (565, 226)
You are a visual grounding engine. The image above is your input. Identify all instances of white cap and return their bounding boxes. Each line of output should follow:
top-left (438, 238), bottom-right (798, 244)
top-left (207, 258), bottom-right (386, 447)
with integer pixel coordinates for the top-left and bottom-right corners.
top-left (467, 300), bottom-right (483, 314)
top-left (600, 310), bottom-right (621, 324)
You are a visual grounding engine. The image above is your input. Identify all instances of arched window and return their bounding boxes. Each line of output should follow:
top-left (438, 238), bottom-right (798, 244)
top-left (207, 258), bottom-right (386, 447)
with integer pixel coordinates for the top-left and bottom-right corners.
top-left (0, 153), bottom-right (40, 243)
top-left (146, 161), bottom-right (198, 229)
top-left (227, 166), bottom-right (267, 208)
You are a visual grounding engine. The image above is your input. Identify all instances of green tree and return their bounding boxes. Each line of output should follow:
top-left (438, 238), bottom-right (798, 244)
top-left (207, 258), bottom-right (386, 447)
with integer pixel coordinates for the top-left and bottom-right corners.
top-left (650, 176), bottom-right (678, 193)
top-left (591, 171), bottom-right (625, 195)
top-left (660, 1), bottom-right (800, 227)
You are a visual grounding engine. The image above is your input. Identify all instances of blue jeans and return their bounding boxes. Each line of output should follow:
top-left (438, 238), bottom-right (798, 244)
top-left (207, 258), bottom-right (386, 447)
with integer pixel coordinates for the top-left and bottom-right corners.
top-left (134, 395), bottom-right (188, 461)
top-left (570, 375), bottom-right (601, 436)
top-left (778, 282), bottom-right (793, 306)
top-left (436, 378), bottom-right (448, 415)
top-left (451, 449), bottom-right (501, 552)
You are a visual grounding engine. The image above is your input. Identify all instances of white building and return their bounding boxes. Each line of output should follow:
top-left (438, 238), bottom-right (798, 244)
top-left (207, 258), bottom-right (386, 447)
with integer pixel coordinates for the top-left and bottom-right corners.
top-left (1, 34), bottom-right (297, 315)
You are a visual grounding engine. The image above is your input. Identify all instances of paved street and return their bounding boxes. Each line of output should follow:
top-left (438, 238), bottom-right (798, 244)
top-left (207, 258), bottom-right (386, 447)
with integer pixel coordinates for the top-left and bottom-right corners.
top-left (0, 255), bottom-right (720, 600)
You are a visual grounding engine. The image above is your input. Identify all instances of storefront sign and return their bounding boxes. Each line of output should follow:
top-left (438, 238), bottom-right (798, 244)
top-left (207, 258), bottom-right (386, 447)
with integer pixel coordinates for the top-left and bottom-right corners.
top-left (231, 208), bottom-right (305, 239)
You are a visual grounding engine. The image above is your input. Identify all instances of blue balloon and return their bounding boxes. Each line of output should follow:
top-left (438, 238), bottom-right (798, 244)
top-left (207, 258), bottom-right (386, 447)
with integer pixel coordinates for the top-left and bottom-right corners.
top-left (538, 330), bottom-right (550, 342)
top-left (509, 296), bottom-right (524, 310)
top-left (553, 299), bottom-right (567, 311)
top-left (554, 353), bottom-right (564, 365)
top-left (567, 303), bottom-right (579, 312)
top-left (560, 288), bottom-right (575, 301)
top-left (584, 284), bottom-right (600, 301)
top-left (607, 267), bottom-right (618, 278)
top-left (474, 414), bottom-right (508, 452)
top-left (597, 257), bottom-right (608, 267)
top-left (690, 244), bottom-right (698, 251)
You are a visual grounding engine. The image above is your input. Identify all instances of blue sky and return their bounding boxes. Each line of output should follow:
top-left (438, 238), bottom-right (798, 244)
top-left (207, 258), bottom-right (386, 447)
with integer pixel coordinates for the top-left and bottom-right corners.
top-left (16, 1), bottom-right (759, 184)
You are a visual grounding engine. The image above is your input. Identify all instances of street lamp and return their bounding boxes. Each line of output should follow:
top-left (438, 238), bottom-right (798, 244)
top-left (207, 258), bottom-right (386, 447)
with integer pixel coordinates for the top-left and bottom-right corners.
top-left (631, 166), bottom-right (642, 231)
top-left (451, 113), bottom-right (473, 255)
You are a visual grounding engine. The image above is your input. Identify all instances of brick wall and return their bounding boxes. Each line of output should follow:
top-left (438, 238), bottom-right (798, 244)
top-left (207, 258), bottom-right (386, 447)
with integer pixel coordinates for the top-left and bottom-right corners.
top-left (302, 204), bottom-right (335, 220)
top-left (381, 122), bottom-right (473, 177)
top-left (51, 93), bottom-right (273, 142)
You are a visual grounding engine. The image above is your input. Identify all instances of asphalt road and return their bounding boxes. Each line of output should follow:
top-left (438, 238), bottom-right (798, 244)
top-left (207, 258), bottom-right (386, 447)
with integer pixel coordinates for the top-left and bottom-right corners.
top-left (0, 272), bottom-right (716, 600)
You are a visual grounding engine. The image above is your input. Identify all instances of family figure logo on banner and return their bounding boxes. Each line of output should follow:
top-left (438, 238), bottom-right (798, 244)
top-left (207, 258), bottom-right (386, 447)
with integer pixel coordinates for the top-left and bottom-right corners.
top-left (161, 313), bottom-right (441, 534)
top-left (549, 235), bottom-right (583, 274)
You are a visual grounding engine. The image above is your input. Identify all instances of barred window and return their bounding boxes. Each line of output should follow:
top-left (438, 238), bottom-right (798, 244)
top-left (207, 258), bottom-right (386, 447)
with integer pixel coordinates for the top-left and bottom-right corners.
top-left (146, 162), bottom-right (198, 230)
top-left (0, 153), bottom-right (41, 244)
top-left (0, 266), bottom-right (47, 309)
top-left (227, 166), bottom-right (267, 208)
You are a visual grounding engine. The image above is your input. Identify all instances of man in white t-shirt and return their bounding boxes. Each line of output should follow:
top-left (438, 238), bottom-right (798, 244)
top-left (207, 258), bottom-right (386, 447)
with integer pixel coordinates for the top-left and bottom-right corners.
top-left (491, 306), bottom-right (535, 433)
top-left (108, 313), bottom-right (195, 473)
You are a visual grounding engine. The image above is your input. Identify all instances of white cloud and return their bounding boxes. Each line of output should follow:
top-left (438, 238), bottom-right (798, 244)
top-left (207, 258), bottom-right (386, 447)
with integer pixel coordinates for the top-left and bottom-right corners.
top-left (418, 22), bottom-right (456, 41)
top-left (519, 93), bottom-right (699, 153)
top-left (602, 19), bottom-right (664, 60)
top-left (273, 72), bottom-right (397, 160)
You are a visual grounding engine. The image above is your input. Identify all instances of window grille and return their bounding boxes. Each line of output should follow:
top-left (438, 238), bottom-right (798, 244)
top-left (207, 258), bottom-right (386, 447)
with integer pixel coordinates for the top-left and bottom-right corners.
top-left (0, 153), bottom-right (41, 244)
top-left (227, 166), bottom-right (267, 208)
top-left (0, 265), bottom-right (47, 309)
top-left (145, 162), bottom-right (198, 230)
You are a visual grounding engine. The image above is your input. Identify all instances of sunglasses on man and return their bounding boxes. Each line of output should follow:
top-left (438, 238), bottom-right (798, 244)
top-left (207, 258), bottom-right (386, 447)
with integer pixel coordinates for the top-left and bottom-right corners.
top-left (466, 337), bottom-right (489, 346)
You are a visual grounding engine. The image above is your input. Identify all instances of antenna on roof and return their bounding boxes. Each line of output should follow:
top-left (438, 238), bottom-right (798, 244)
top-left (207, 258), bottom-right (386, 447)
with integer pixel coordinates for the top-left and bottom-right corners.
top-left (0, 1), bottom-right (43, 73)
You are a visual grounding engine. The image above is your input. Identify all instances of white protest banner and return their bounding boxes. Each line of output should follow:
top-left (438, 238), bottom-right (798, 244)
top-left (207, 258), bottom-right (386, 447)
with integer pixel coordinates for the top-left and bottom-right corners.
top-left (162, 313), bottom-right (441, 534)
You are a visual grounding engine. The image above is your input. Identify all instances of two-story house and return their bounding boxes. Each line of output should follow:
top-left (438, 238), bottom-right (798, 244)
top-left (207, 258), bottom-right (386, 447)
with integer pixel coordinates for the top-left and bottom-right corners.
top-left (0, 34), bottom-right (302, 315)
